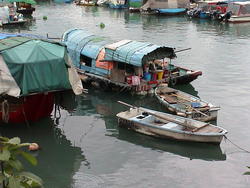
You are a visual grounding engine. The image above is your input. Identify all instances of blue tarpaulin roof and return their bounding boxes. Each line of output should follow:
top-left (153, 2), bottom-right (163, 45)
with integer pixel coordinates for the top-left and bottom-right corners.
top-left (62, 29), bottom-right (175, 67)
top-left (104, 40), bottom-right (175, 67)
top-left (62, 29), bottom-right (111, 67)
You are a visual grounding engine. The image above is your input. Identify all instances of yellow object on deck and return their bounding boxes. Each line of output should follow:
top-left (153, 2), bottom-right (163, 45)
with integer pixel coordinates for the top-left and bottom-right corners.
top-left (157, 70), bottom-right (164, 80)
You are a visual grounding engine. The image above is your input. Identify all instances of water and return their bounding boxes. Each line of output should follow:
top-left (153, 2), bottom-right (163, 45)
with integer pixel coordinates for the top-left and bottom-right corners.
top-left (1, 2), bottom-right (250, 188)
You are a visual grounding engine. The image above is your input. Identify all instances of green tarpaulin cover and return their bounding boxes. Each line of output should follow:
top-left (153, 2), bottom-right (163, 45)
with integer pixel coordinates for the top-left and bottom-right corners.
top-left (1, 38), bottom-right (72, 96)
top-left (7, 0), bottom-right (37, 5)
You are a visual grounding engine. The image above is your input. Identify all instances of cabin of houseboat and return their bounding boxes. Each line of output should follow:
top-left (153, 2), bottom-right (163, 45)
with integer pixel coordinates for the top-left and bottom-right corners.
top-left (63, 29), bottom-right (202, 94)
top-left (62, 29), bottom-right (179, 94)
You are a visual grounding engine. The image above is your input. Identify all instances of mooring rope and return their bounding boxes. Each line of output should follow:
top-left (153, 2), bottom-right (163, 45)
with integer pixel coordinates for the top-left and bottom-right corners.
top-left (1, 100), bottom-right (9, 123)
top-left (224, 135), bottom-right (250, 153)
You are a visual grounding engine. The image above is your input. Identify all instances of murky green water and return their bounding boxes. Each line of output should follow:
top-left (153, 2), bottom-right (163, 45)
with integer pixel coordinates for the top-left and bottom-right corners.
top-left (1, 2), bottom-right (250, 188)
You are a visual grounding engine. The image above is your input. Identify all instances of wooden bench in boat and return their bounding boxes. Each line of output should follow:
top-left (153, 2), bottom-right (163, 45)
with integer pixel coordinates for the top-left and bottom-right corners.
top-left (157, 87), bottom-right (177, 95)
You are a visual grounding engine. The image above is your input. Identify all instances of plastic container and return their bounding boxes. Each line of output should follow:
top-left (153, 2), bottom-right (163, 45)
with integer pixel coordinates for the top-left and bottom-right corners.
top-left (143, 72), bottom-right (151, 81)
top-left (157, 71), bottom-right (164, 80)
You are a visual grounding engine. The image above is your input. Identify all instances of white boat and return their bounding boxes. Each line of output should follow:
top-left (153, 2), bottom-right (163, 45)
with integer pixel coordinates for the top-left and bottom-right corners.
top-left (155, 84), bottom-right (220, 122)
top-left (224, 1), bottom-right (250, 23)
top-left (116, 101), bottom-right (227, 144)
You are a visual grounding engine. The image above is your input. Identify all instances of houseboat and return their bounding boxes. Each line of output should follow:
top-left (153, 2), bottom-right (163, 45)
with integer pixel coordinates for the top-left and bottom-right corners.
top-left (0, 5), bottom-right (27, 26)
top-left (62, 29), bottom-right (202, 95)
top-left (0, 33), bottom-right (84, 124)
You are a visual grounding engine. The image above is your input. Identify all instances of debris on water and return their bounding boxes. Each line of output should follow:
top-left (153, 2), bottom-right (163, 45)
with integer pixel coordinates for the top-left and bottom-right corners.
top-left (99, 22), bottom-right (105, 29)
top-left (29, 143), bottom-right (40, 151)
top-left (43, 16), bottom-right (48, 21)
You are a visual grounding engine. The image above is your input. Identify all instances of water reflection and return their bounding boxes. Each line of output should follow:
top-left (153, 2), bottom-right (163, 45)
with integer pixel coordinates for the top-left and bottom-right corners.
top-left (0, 117), bottom-right (88, 188)
top-left (72, 88), bottom-right (226, 161)
top-left (118, 128), bottom-right (226, 161)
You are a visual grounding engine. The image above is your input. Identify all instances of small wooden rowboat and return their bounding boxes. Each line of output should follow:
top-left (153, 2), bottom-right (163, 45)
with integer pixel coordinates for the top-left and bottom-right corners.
top-left (117, 101), bottom-right (227, 144)
top-left (155, 85), bottom-right (220, 122)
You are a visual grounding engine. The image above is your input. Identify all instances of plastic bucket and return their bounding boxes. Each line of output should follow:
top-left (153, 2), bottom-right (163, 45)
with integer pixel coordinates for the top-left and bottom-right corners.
top-left (157, 71), bottom-right (164, 80)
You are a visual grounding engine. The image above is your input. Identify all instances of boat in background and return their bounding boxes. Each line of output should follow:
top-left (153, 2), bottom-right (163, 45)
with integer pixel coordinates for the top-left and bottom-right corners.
top-left (109, 0), bottom-right (128, 9)
top-left (62, 29), bottom-right (202, 95)
top-left (156, 8), bottom-right (187, 15)
top-left (129, 0), bottom-right (142, 12)
top-left (116, 101), bottom-right (227, 144)
top-left (221, 1), bottom-right (250, 23)
top-left (140, 0), bottom-right (189, 15)
top-left (0, 5), bottom-right (27, 26)
top-left (155, 84), bottom-right (220, 122)
top-left (187, 0), bottom-right (228, 19)
top-left (12, 0), bottom-right (37, 15)
top-left (0, 33), bottom-right (84, 124)
top-left (75, 0), bottom-right (97, 6)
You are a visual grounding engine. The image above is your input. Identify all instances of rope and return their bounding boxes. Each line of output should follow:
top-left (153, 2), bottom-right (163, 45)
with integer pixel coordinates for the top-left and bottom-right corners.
top-left (22, 106), bottom-right (30, 127)
top-left (1, 100), bottom-right (9, 123)
top-left (224, 135), bottom-right (250, 153)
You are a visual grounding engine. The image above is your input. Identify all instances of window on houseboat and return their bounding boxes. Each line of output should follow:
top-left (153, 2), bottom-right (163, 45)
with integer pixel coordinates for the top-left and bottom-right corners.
top-left (117, 62), bottom-right (125, 70)
top-left (80, 55), bottom-right (92, 67)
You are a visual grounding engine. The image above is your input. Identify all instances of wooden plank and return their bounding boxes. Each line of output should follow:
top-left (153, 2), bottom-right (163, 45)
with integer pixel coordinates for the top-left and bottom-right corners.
top-left (105, 40), bottom-right (132, 50)
top-left (161, 95), bottom-right (177, 104)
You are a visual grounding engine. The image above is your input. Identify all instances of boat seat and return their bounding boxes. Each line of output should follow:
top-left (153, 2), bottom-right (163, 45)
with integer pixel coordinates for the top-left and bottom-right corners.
top-left (158, 87), bottom-right (176, 94)
top-left (161, 95), bottom-right (177, 104)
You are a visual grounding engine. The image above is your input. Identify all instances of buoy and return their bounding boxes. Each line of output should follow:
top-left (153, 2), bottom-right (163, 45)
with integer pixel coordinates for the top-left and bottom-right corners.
top-left (43, 16), bottom-right (47, 21)
top-left (29, 143), bottom-right (39, 151)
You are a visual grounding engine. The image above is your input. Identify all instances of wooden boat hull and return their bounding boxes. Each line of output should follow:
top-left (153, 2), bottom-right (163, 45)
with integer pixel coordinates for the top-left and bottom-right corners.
top-left (0, 93), bottom-right (54, 124)
top-left (155, 86), bottom-right (220, 122)
top-left (2, 20), bottom-right (27, 26)
top-left (117, 108), bottom-right (227, 144)
top-left (169, 70), bottom-right (202, 86)
top-left (228, 16), bottom-right (250, 23)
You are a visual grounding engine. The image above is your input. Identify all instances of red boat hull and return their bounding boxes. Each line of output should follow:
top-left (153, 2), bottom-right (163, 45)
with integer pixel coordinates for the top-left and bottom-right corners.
top-left (0, 93), bottom-right (54, 124)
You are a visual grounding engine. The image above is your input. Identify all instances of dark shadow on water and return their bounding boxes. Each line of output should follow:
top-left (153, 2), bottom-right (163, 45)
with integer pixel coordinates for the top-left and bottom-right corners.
top-left (117, 126), bottom-right (226, 161)
top-left (0, 117), bottom-right (88, 188)
top-left (171, 83), bottom-right (199, 97)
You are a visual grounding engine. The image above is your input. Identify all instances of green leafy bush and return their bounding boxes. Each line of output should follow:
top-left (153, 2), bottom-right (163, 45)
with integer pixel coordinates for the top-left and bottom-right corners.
top-left (0, 137), bottom-right (43, 188)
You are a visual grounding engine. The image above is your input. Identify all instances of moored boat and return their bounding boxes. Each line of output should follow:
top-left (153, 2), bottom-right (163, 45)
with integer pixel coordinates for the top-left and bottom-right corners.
top-left (62, 29), bottom-right (202, 95)
top-left (0, 5), bottom-right (27, 27)
top-left (140, 0), bottom-right (189, 15)
top-left (187, 0), bottom-right (228, 20)
top-left (156, 8), bottom-right (187, 15)
top-left (0, 34), bottom-right (84, 124)
top-left (11, 0), bottom-right (37, 15)
top-left (75, 0), bottom-right (97, 6)
top-left (155, 84), bottom-right (220, 122)
top-left (116, 101), bottom-right (227, 144)
top-left (222, 1), bottom-right (250, 23)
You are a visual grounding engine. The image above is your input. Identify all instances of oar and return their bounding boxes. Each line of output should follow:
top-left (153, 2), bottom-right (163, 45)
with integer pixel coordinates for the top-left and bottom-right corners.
top-left (117, 101), bottom-right (196, 129)
top-left (175, 48), bottom-right (191, 53)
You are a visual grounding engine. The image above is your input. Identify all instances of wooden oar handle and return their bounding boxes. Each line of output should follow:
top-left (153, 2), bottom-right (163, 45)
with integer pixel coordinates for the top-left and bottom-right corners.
top-left (117, 101), bottom-right (135, 108)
